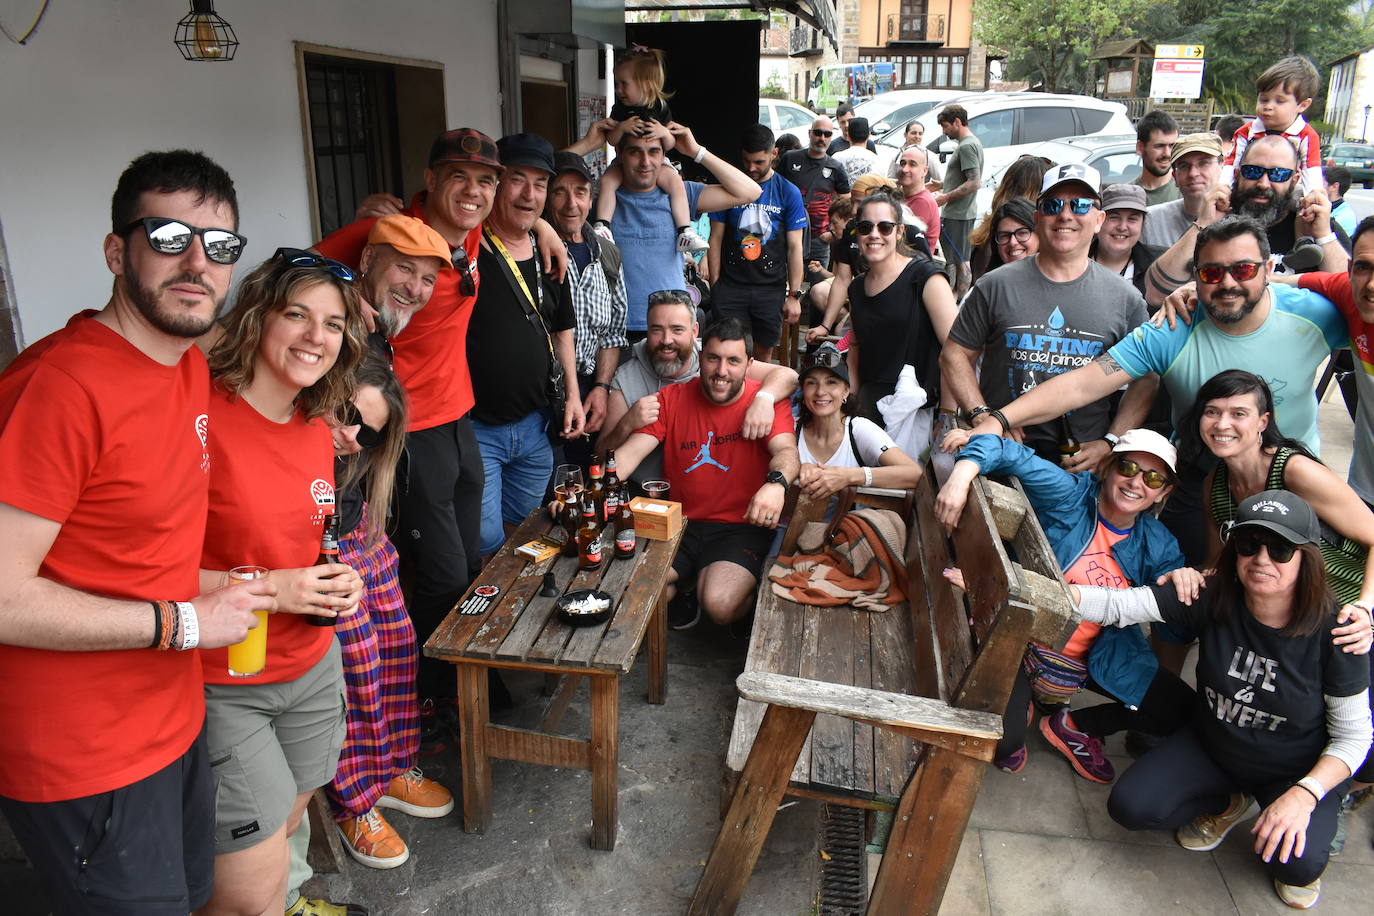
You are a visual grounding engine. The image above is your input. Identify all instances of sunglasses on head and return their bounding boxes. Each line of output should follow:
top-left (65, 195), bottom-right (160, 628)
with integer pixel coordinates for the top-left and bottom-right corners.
top-left (994, 226), bottom-right (1032, 245)
top-left (1231, 529), bottom-right (1298, 563)
top-left (811, 129), bottom-right (833, 137)
top-left (273, 247), bottom-right (355, 282)
top-left (451, 246), bottom-right (477, 297)
top-left (1196, 260), bottom-right (1264, 284)
top-left (1238, 164), bottom-right (1295, 183)
top-left (855, 219), bottom-right (897, 237)
top-left (808, 346), bottom-right (843, 369)
top-left (338, 401), bottom-right (383, 449)
top-left (121, 217), bottom-right (246, 265)
top-left (1115, 457), bottom-right (1171, 490)
top-left (1038, 198), bottom-right (1098, 216)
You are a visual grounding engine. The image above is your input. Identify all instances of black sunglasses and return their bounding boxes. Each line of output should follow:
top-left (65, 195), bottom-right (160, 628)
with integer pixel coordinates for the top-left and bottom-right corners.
top-left (811, 129), bottom-right (833, 137)
top-left (339, 401), bottom-right (383, 449)
top-left (121, 217), bottom-right (246, 264)
top-left (1038, 198), bottom-right (1098, 216)
top-left (1232, 529), bottom-right (1298, 563)
top-left (273, 247), bottom-right (355, 282)
top-left (1238, 164), bottom-right (1295, 183)
top-left (1114, 457), bottom-right (1171, 490)
top-left (451, 247), bottom-right (477, 297)
top-left (855, 219), bottom-right (897, 237)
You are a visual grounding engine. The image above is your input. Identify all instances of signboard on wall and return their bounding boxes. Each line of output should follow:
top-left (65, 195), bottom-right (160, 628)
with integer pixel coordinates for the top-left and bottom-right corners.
top-left (577, 95), bottom-right (607, 177)
top-left (1152, 45), bottom-right (1205, 99)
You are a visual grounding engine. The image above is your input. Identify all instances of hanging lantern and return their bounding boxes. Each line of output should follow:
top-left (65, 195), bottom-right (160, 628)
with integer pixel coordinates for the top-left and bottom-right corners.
top-left (174, 0), bottom-right (238, 61)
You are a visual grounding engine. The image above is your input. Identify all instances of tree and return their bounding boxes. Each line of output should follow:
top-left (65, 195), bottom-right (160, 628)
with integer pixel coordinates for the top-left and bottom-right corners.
top-left (976, 0), bottom-right (1150, 92)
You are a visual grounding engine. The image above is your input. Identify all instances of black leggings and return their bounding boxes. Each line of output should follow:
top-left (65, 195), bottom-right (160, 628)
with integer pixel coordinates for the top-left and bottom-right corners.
top-left (1108, 727), bottom-right (1341, 888)
top-left (995, 664), bottom-right (1194, 760)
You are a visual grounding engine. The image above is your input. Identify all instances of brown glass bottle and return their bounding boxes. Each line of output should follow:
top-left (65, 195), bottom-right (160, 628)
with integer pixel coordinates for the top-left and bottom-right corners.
top-left (603, 450), bottom-right (621, 513)
top-left (306, 512), bottom-right (341, 626)
top-left (558, 488), bottom-right (582, 556)
top-left (612, 481), bottom-right (637, 559)
top-left (1058, 416), bottom-right (1081, 460)
top-left (577, 501), bottom-right (604, 570)
top-left (587, 456), bottom-right (607, 522)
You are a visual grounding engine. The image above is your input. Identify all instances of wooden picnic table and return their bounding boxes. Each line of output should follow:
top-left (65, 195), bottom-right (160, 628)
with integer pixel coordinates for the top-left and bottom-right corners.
top-left (421, 508), bottom-right (683, 850)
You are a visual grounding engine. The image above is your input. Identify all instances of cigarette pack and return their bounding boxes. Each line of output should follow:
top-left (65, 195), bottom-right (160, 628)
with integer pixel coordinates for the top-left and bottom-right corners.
top-left (627, 497), bottom-right (683, 540)
top-left (515, 538), bottom-right (562, 562)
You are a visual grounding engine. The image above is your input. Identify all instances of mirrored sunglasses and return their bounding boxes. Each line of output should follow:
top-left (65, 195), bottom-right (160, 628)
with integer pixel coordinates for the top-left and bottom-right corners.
top-left (1114, 457), bottom-right (1170, 490)
top-left (273, 247), bottom-right (355, 282)
top-left (1231, 530), bottom-right (1297, 563)
top-left (855, 219), bottom-right (897, 237)
top-left (1238, 164), bottom-right (1295, 183)
top-left (121, 217), bottom-right (246, 265)
top-left (1196, 260), bottom-right (1263, 284)
top-left (1038, 198), bottom-right (1098, 216)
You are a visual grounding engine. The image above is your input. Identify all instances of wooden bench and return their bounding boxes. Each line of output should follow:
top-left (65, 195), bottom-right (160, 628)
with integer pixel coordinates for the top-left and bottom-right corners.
top-left (692, 468), bottom-right (1076, 915)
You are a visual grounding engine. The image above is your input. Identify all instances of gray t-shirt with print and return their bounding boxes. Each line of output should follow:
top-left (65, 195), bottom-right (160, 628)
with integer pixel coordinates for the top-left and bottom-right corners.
top-left (1141, 197), bottom-right (1193, 250)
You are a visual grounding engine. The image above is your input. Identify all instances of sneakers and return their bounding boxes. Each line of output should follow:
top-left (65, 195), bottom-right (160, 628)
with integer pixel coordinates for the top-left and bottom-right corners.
top-left (286, 897), bottom-right (369, 916)
top-left (669, 593), bottom-right (701, 630)
top-left (676, 227), bottom-right (709, 253)
top-left (1039, 708), bottom-right (1115, 783)
top-left (337, 808), bottom-right (409, 869)
top-left (994, 745), bottom-right (1027, 774)
top-left (378, 766), bottom-right (455, 818)
top-left (1283, 238), bottom-right (1324, 274)
top-left (592, 220), bottom-right (615, 244)
top-left (1175, 792), bottom-right (1259, 851)
top-left (1274, 877), bottom-right (1321, 909)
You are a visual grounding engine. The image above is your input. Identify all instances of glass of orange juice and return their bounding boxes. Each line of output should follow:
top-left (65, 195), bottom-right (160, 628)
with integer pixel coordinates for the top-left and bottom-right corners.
top-left (225, 565), bottom-right (269, 678)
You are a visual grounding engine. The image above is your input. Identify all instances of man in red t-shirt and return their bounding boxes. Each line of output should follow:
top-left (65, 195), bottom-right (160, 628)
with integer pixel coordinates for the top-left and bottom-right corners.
top-left (0, 152), bottom-right (274, 913)
top-left (615, 318), bottom-right (800, 629)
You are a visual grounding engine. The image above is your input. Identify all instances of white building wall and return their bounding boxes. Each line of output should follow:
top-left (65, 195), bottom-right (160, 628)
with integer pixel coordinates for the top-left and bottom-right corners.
top-left (0, 0), bottom-right (499, 343)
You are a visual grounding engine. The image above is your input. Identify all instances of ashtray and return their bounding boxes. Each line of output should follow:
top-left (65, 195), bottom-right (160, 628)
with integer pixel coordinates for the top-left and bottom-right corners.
top-left (555, 589), bottom-right (614, 626)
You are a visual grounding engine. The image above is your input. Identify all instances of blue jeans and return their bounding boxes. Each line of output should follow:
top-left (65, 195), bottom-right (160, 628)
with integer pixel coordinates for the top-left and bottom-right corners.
top-left (471, 410), bottom-right (554, 556)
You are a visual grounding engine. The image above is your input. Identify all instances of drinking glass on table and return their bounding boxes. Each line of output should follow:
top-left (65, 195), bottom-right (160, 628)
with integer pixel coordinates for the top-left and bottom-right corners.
top-left (225, 565), bottom-right (269, 678)
top-left (642, 479), bottom-right (670, 501)
top-left (554, 464), bottom-right (584, 503)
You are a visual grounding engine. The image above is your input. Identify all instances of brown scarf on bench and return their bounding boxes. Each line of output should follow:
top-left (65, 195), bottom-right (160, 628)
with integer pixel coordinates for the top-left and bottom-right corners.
top-left (766, 508), bottom-right (908, 611)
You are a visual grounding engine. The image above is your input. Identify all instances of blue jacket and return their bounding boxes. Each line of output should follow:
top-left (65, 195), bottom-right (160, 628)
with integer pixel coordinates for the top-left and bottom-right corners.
top-left (959, 435), bottom-right (1187, 707)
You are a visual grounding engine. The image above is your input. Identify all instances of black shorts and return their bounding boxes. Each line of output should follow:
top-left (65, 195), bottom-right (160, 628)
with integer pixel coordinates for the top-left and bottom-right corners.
top-left (0, 727), bottom-right (215, 915)
top-left (673, 519), bottom-right (775, 584)
top-left (711, 280), bottom-right (785, 348)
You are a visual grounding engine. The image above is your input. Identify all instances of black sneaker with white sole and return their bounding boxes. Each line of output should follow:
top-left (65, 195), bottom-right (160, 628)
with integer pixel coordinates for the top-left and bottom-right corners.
top-left (669, 594), bottom-right (701, 630)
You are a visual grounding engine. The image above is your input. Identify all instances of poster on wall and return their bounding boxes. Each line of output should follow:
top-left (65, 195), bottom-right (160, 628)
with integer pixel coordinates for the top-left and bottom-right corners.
top-left (577, 95), bottom-right (608, 177)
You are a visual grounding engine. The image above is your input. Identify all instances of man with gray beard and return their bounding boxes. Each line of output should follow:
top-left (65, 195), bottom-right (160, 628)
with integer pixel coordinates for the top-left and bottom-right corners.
top-left (597, 290), bottom-right (797, 484)
top-left (355, 214), bottom-right (454, 348)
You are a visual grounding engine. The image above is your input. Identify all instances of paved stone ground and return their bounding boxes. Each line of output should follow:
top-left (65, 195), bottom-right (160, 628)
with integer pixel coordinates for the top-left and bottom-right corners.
top-left (2, 393), bottom-right (1370, 914)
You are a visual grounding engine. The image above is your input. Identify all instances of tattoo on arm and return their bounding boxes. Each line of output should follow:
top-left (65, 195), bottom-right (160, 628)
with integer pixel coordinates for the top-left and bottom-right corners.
top-left (1094, 353), bottom-right (1123, 376)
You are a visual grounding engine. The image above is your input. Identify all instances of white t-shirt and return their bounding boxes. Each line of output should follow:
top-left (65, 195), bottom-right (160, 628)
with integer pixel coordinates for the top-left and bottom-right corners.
top-left (798, 416), bottom-right (897, 468)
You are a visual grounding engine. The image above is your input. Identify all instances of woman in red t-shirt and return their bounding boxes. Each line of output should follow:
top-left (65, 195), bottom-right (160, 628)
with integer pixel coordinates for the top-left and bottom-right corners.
top-left (197, 250), bottom-right (367, 916)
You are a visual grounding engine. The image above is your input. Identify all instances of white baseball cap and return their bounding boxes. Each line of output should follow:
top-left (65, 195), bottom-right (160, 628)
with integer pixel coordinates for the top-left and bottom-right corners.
top-left (1039, 163), bottom-right (1103, 200)
top-left (1111, 428), bottom-right (1177, 473)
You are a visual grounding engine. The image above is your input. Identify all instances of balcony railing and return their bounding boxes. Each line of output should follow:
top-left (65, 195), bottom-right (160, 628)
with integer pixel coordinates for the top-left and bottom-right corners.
top-left (884, 12), bottom-right (946, 45)
top-left (789, 25), bottom-right (823, 57)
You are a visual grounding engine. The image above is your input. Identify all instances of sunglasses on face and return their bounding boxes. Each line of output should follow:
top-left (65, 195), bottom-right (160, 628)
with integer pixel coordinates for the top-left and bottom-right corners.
top-left (451, 247), bottom-right (477, 297)
top-left (995, 227), bottom-right (1033, 245)
top-left (1196, 260), bottom-right (1264, 284)
top-left (811, 129), bottom-right (833, 137)
top-left (339, 401), bottom-right (383, 449)
top-left (121, 217), bottom-right (247, 265)
top-left (1038, 198), bottom-right (1098, 216)
top-left (855, 219), bottom-right (897, 237)
top-left (1115, 457), bottom-right (1171, 490)
top-left (1238, 164), bottom-right (1295, 183)
top-left (1232, 529), bottom-right (1298, 563)
top-left (272, 247), bottom-right (355, 282)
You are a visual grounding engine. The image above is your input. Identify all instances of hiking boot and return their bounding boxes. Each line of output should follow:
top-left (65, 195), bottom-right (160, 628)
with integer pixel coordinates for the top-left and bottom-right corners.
top-left (337, 808), bottom-right (409, 869)
top-left (994, 746), bottom-right (1027, 774)
top-left (1175, 792), bottom-right (1258, 851)
top-left (1039, 708), bottom-right (1114, 783)
top-left (378, 767), bottom-right (454, 818)
top-left (1274, 877), bottom-right (1321, 909)
top-left (676, 227), bottom-right (709, 253)
top-left (286, 897), bottom-right (369, 916)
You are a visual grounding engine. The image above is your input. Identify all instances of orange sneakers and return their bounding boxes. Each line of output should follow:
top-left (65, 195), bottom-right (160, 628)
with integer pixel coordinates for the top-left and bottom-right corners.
top-left (377, 766), bottom-right (455, 818)
top-left (336, 808), bottom-right (409, 869)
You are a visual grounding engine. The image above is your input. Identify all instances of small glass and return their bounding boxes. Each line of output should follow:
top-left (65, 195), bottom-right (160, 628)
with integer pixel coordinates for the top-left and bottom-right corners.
top-left (642, 479), bottom-right (670, 501)
top-left (225, 565), bottom-right (269, 678)
top-left (554, 464), bottom-right (584, 503)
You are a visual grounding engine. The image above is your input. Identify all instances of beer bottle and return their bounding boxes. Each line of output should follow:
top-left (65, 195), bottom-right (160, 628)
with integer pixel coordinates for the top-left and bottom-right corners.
top-left (1058, 416), bottom-right (1081, 461)
top-left (306, 512), bottom-right (341, 627)
top-left (612, 480), bottom-right (637, 560)
top-left (587, 455), bottom-right (607, 522)
top-left (559, 490), bottom-right (582, 557)
top-left (578, 500), bottom-right (603, 570)
top-left (604, 450), bottom-right (621, 506)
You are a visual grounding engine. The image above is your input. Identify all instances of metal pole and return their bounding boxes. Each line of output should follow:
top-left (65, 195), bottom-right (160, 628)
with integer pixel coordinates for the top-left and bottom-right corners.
top-left (1363, 105), bottom-right (1370, 141)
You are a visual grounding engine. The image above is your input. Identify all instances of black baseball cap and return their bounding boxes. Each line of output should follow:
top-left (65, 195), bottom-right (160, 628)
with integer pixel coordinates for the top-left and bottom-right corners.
top-left (553, 151), bottom-right (593, 182)
top-left (801, 343), bottom-right (850, 385)
top-left (497, 133), bottom-right (556, 175)
top-left (1232, 490), bottom-right (1321, 545)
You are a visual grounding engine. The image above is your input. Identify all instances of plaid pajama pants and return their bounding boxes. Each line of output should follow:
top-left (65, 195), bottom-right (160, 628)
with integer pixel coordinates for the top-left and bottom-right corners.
top-left (326, 517), bottom-right (421, 819)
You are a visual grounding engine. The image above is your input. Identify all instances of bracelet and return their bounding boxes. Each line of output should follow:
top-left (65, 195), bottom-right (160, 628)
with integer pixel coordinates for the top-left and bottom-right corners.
top-left (1295, 776), bottom-right (1326, 802)
top-left (988, 408), bottom-right (1011, 433)
top-left (968, 405), bottom-right (992, 421)
top-left (814, 322), bottom-right (828, 333)
top-left (149, 602), bottom-right (164, 649)
top-left (693, 146), bottom-right (707, 164)
top-left (592, 381), bottom-right (613, 393)
top-left (937, 407), bottom-right (958, 417)
top-left (174, 601), bottom-right (199, 651)
top-left (754, 390), bottom-right (775, 404)
top-left (862, 466), bottom-right (873, 487)
top-left (1315, 232), bottom-right (1338, 246)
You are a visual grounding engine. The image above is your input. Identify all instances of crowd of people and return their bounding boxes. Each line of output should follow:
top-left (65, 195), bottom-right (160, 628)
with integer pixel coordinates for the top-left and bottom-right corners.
top-left (1, 40), bottom-right (1373, 915)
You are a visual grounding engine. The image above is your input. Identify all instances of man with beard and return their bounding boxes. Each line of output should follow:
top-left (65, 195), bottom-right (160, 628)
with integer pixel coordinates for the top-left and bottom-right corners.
top-left (612, 317), bottom-right (800, 629)
top-left (1133, 110), bottom-right (1181, 207)
top-left (1145, 135), bottom-right (1348, 303)
top-left (782, 116), bottom-right (852, 277)
top-left (707, 123), bottom-right (807, 363)
top-left (597, 291), bottom-right (797, 486)
top-left (0, 150), bottom-right (273, 913)
top-left (952, 216), bottom-right (1346, 563)
top-left (356, 214), bottom-right (453, 347)
top-left (468, 133), bottom-right (583, 560)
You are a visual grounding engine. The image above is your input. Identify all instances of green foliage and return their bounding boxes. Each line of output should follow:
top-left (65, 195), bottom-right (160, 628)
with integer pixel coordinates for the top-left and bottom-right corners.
top-left (761, 72), bottom-right (788, 100)
top-left (976, 0), bottom-right (1151, 91)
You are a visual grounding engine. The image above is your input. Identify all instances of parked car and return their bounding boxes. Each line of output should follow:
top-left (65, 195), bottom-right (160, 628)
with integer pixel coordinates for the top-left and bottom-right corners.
top-left (1326, 142), bottom-right (1374, 188)
top-left (974, 134), bottom-right (1140, 219)
top-left (874, 92), bottom-right (1133, 178)
top-left (758, 99), bottom-right (818, 137)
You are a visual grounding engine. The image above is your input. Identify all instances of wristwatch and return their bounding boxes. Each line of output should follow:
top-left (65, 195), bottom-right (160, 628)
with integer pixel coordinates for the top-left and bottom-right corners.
top-left (764, 470), bottom-right (790, 489)
top-left (1102, 432), bottom-right (1120, 446)
top-left (787, 289), bottom-right (803, 299)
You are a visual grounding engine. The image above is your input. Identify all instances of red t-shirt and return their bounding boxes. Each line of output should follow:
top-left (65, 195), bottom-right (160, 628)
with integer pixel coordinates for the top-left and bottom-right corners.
top-left (316, 194), bottom-right (482, 431)
top-left (199, 386), bottom-right (335, 684)
top-left (0, 313), bottom-right (210, 801)
top-left (636, 377), bottom-right (792, 524)
top-left (1061, 518), bottom-right (1131, 661)
top-left (1297, 271), bottom-right (1370, 366)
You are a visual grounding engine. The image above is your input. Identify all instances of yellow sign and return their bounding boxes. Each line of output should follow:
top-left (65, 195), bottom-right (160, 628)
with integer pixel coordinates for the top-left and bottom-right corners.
top-left (1155, 44), bottom-right (1205, 60)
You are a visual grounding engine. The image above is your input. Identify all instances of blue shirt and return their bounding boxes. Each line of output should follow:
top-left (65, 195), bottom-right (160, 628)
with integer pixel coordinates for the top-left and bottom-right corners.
top-left (710, 172), bottom-right (807, 286)
top-left (612, 180), bottom-right (705, 331)
top-left (1107, 284), bottom-right (1346, 453)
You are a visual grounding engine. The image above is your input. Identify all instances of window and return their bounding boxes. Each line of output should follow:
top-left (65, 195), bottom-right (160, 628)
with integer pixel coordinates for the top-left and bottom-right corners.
top-left (776, 104), bottom-right (815, 129)
top-left (1020, 107), bottom-right (1079, 144)
top-left (1076, 108), bottom-right (1115, 134)
top-left (1088, 151), bottom-right (1143, 184)
top-left (969, 110), bottom-right (1014, 147)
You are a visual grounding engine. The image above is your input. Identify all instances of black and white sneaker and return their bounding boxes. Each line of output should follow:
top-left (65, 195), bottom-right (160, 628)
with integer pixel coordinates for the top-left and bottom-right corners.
top-left (669, 594), bottom-right (701, 630)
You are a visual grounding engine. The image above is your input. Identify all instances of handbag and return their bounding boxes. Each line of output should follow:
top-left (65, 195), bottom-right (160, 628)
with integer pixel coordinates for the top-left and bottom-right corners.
top-left (483, 227), bottom-right (567, 424)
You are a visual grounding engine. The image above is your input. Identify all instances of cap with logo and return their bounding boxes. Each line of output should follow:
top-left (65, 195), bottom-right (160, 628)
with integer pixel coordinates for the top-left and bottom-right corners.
top-left (428, 128), bottom-right (502, 171)
top-left (1110, 428), bottom-right (1177, 473)
top-left (1232, 489), bottom-right (1322, 545)
top-left (1170, 132), bottom-right (1224, 167)
top-left (1099, 183), bottom-right (1148, 214)
top-left (800, 342), bottom-right (850, 385)
top-left (496, 133), bottom-right (556, 175)
top-left (553, 151), bottom-right (594, 183)
top-left (1038, 163), bottom-right (1102, 201)
top-left (366, 214), bottom-right (453, 270)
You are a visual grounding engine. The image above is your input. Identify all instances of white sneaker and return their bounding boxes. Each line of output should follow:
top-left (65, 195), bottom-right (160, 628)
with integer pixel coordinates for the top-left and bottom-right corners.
top-left (676, 228), bottom-right (708, 253)
top-left (592, 222), bottom-right (615, 244)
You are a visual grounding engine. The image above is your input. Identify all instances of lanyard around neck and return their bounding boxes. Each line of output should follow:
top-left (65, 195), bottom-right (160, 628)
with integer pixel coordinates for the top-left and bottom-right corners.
top-left (483, 226), bottom-right (541, 313)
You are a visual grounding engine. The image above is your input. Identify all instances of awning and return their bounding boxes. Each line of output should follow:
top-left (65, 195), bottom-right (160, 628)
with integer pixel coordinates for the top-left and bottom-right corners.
top-left (624, 1), bottom-right (839, 52)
